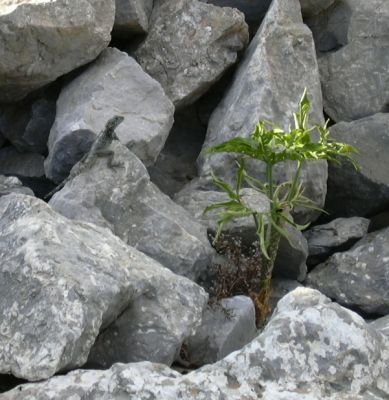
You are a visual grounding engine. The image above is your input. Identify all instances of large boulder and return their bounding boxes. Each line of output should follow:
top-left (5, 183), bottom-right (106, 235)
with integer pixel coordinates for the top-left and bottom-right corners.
top-left (114, 0), bottom-right (153, 36)
top-left (45, 48), bottom-right (174, 183)
top-left (307, 227), bottom-right (389, 316)
top-left (0, 193), bottom-right (206, 381)
top-left (135, 0), bottom-right (249, 108)
top-left (0, 176), bottom-right (33, 197)
top-left (0, 0), bottom-right (115, 102)
top-left (0, 147), bottom-right (45, 179)
top-left (304, 217), bottom-right (370, 266)
top-left (308, 0), bottom-right (389, 122)
top-left (325, 113), bottom-right (389, 217)
top-left (49, 141), bottom-right (214, 280)
top-left (197, 0), bottom-right (327, 225)
top-left (4, 288), bottom-right (389, 399)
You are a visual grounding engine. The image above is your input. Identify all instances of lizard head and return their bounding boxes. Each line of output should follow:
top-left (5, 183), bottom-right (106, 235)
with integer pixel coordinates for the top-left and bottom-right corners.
top-left (106, 115), bottom-right (124, 140)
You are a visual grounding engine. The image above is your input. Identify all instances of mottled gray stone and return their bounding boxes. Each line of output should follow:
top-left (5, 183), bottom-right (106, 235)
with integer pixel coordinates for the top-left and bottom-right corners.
top-left (308, 0), bottom-right (389, 121)
top-left (45, 48), bottom-right (174, 183)
top-left (325, 114), bottom-right (389, 217)
top-left (0, 193), bottom-right (206, 381)
top-left (175, 186), bottom-right (308, 280)
top-left (49, 141), bottom-right (214, 280)
top-left (0, 86), bottom-right (57, 153)
top-left (370, 315), bottom-right (389, 338)
top-left (135, 0), bottom-right (249, 108)
top-left (4, 288), bottom-right (389, 399)
top-left (0, 0), bottom-right (115, 102)
top-left (304, 217), bottom-right (370, 265)
top-left (0, 147), bottom-right (45, 178)
top-left (114, 0), bottom-right (153, 36)
top-left (184, 295), bottom-right (257, 366)
top-left (198, 0), bottom-right (327, 225)
top-left (307, 227), bottom-right (389, 316)
top-left (299, 0), bottom-right (336, 17)
top-left (0, 176), bottom-right (34, 197)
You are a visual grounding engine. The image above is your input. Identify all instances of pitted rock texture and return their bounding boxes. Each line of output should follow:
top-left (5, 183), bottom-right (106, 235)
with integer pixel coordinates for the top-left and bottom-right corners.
top-left (135, 0), bottom-right (249, 108)
top-left (304, 217), bottom-right (370, 265)
top-left (307, 227), bottom-right (389, 316)
top-left (308, 0), bottom-right (389, 121)
top-left (3, 288), bottom-right (389, 399)
top-left (0, 176), bottom-right (33, 197)
top-left (0, 193), bottom-right (207, 381)
top-left (0, 0), bottom-right (115, 102)
top-left (45, 47), bottom-right (174, 183)
top-left (197, 0), bottom-right (327, 225)
top-left (325, 114), bottom-right (389, 218)
top-left (114, 0), bottom-right (153, 36)
top-left (49, 141), bottom-right (214, 280)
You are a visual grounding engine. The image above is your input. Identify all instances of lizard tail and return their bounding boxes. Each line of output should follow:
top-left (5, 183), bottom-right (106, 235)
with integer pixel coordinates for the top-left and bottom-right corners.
top-left (44, 181), bottom-right (66, 201)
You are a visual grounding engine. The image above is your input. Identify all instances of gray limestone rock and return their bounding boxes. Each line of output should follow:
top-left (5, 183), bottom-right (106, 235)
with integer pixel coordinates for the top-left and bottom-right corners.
top-left (0, 193), bottom-right (207, 381)
top-left (184, 296), bottom-right (257, 366)
top-left (135, 0), bottom-right (249, 108)
top-left (175, 186), bottom-right (308, 281)
top-left (44, 48), bottom-right (174, 183)
top-left (0, 87), bottom-right (57, 154)
top-left (307, 227), bottom-right (389, 316)
top-left (3, 288), bottom-right (389, 399)
top-left (325, 114), bottom-right (389, 217)
top-left (114, 0), bottom-right (153, 36)
top-left (49, 141), bottom-right (214, 280)
top-left (0, 176), bottom-right (34, 197)
top-left (308, 0), bottom-right (389, 121)
top-left (198, 0), bottom-right (327, 225)
top-left (0, 147), bottom-right (45, 178)
top-left (0, 0), bottom-right (115, 102)
top-left (370, 315), bottom-right (389, 338)
top-left (304, 217), bottom-right (370, 265)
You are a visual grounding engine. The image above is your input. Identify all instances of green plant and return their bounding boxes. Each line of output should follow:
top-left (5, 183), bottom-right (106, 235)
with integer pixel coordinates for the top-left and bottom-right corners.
top-left (205, 89), bottom-right (358, 325)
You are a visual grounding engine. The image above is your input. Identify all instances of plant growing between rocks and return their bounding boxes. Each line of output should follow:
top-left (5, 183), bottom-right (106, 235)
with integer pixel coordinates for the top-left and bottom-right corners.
top-left (205, 89), bottom-right (358, 326)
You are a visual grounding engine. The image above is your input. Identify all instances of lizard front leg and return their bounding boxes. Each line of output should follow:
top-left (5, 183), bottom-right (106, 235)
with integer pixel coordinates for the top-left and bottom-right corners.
top-left (96, 149), bottom-right (124, 170)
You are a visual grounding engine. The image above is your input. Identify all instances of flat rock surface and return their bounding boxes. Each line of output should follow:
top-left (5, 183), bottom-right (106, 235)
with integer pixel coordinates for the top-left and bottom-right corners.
top-left (3, 288), bottom-right (389, 399)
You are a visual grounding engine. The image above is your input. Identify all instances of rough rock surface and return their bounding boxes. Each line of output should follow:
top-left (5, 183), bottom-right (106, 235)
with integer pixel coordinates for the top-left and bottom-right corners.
top-left (135, 0), bottom-right (249, 108)
top-left (3, 288), bottom-right (389, 399)
top-left (325, 114), bottom-right (389, 217)
top-left (184, 295), bottom-right (257, 366)
top-left (370, 315), bottom-right (389, 338)
top-left (307, 227), bottom-right (389, 316)
top-left (0, 176), bottom-right (34, 197)
top-left (49, 141), bottom-right (214, 280)
top-left (308, 0), bottom-right (389, 121)
top-left (0, 87), bottom-right (57, 154)
top-left (175, 186), bottom-right (308, 281)
top-left (0, 0), bottom-right (115, 102)
top-left (114, 0), bottom-right (153, 36)
top-left (45, 47), bottom-right (174, 183)
top-left (198, 0), bottom-right (327, 225)
top-left (0, 193), bottom-right (207, 381)
top-left (0, 147), bottom-right (45, 178)
top-left (304, 217), bottom-right (370, 265)
top-left (299, 0), bottom-right (335, 17)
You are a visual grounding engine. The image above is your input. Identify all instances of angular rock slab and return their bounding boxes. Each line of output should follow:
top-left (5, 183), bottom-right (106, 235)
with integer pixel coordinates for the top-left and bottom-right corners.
top-left (307, 227), bottom-right (389, 316)
top-left (0, 176), bottom-right (34, 197)
top-left (0, 0), bottom-right (115, 102)
top-left (304, 217), bottom-right (370, 265)
top-left (175, 185), bottom-right (308, 281)
top-left (0, 193), bottom-right (207, 381)
top-left (325, 114), bottom-right (389, 217)
top-left (370, 315), bottom-right (389, 338)
top-left (114, 0), bottom-right (153, 36)
top-left (135, 0), bottom-right (249, 108)
top-left (184, 295), bottom-right (257, 366)
top-left (45, 47), bottom-right (174, 183)
top-left (4, 288), bottom-right (389, 399)
top-left (49, 141), bottom-right (214, 280)
top-left (309, 0), bottom-right (389, 121)
top-left (198, 0), bottom-right (327, 225)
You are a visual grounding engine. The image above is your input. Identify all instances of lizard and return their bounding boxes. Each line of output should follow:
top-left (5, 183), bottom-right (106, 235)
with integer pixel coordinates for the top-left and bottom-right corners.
top-left (44, 115), bottom-right (124, 200)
